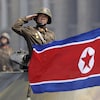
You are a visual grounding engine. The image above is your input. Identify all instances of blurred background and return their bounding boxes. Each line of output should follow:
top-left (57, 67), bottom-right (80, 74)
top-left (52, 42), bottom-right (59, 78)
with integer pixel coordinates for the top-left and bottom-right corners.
top-left (0, 0), bottom-right (100, 51)
top-left (0, 0), bottom-right (100, 99)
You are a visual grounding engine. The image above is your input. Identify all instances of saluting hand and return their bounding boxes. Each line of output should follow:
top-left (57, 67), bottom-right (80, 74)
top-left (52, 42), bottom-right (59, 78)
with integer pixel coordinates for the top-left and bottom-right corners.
top-left (26, 14), bottom-right (37, 20)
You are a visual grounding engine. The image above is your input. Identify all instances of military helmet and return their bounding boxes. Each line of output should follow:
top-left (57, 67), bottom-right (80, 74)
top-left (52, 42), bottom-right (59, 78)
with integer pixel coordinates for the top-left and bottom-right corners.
top-left (1, 32), bottom-right (10, 40)
top-left (34, 8), bottom-right (52, 24)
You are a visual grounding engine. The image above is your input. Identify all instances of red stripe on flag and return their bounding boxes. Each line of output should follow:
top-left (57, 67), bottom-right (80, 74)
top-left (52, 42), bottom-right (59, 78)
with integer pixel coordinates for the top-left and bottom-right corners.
top-left (28, 39), bottom-right (100, 83)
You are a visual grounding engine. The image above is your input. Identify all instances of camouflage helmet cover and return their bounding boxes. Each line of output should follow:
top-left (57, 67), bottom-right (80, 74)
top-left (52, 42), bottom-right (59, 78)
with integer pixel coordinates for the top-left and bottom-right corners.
top-left (34, 8), bottom-right (52, 24)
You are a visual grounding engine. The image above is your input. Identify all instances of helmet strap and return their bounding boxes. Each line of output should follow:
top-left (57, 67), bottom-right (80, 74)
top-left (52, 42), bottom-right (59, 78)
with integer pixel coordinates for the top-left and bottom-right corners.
top-left (36, 22), bottom-right (46, 28)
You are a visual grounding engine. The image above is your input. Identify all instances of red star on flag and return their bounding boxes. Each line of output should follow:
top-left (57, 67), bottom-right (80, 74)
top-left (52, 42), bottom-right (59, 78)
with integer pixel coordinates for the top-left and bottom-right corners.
top-left (82, 52), bottom-right (92, 69)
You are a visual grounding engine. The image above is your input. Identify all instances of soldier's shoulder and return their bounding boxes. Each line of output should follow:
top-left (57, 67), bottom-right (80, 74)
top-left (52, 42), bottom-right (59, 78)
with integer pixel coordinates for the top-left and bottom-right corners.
top-left (46, 28), bottom-right (55, 40)
top-left (47, 28), bottom-right (54, 34)
top-left (48, 30), bottom-right (55, 38)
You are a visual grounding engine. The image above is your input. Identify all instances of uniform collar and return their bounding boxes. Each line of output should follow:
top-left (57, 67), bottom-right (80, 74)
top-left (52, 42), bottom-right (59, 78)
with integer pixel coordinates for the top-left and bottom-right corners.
top-left (36, 26), bottom-right (48, 33)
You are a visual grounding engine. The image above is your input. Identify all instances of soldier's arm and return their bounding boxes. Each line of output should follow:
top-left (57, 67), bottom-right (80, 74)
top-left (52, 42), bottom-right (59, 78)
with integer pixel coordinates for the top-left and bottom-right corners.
top-left (12, 17), bottom-right (29, 35)
top-left (12, 14), bottom-right (37, 35)
top-left (49, 31), bottom-right (55, 41)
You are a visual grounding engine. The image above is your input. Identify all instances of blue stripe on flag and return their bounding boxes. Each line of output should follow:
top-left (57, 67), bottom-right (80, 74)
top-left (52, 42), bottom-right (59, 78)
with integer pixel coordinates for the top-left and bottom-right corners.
top-left (30, 76), bottom-right (100, 93)
top-left (32, 28), bottom-right (100, 51)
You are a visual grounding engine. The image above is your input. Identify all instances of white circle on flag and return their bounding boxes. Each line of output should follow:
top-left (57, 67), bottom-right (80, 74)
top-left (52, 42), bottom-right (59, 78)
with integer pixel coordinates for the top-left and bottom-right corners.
top-left (78, 47), bottom-right (95, 74)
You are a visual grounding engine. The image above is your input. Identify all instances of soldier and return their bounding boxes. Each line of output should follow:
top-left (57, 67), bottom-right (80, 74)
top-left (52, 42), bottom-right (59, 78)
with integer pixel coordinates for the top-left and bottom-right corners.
top-left (12, 8), bottom-right (55, 100)
top-left (12, 8), bottom-right (55, 62)
top-left (0, 32), bottom-right (13, 72)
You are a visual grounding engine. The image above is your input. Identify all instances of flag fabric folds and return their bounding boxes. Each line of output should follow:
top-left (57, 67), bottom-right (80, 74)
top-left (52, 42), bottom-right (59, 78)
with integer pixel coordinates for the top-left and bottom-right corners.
top-left (28, 28), bottom-right (100, 93)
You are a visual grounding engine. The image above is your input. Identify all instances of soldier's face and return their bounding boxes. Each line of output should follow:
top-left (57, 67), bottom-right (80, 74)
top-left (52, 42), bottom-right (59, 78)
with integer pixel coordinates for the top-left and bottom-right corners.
top-left (37, 14), bottom-right (48, 25)
top-left (0, 37), bottom-right (8, 44)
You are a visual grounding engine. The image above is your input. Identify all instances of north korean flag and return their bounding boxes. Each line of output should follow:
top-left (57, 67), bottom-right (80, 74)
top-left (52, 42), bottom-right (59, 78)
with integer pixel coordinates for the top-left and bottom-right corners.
top-left (28, 28), bottom-right (100, 93)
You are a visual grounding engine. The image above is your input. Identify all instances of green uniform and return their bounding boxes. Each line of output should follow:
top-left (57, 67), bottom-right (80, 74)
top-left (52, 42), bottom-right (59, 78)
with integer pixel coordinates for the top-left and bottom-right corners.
top-left (12, 17), bottom-right (55, 56)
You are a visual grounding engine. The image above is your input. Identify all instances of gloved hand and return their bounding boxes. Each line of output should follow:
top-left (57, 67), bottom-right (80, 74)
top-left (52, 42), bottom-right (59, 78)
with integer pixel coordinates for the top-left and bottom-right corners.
top-left (23, 54), bottom-right (30, 64)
